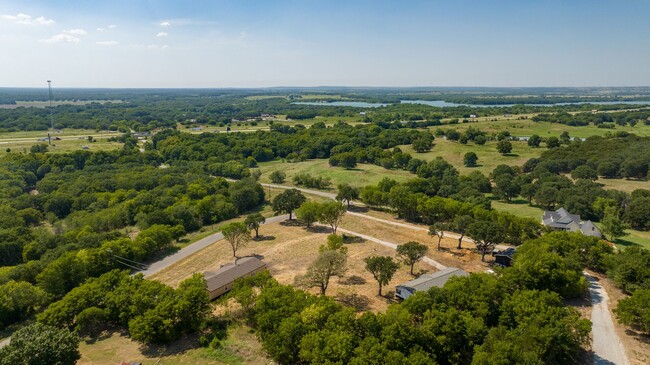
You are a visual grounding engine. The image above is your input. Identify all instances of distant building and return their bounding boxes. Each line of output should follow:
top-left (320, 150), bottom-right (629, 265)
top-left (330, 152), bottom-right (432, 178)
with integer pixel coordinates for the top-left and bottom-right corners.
top-left (203, 257), bottom-right (267, 300)
top-left (470, 114), bottom-right (477, 118)
top-left (493, 247), bottom-right (516, 267)
top-left (395, 267), bottom-right (468, 300)
top-left (542, 207), bottom-right (602, 238)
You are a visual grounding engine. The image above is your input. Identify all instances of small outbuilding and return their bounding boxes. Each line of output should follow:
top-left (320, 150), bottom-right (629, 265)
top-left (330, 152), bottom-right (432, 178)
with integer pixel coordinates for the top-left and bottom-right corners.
top-left (203, 257), bottom-right (267, 300)
top-left (395, 267), bottom-right (468, 300)
top-left (493, 247), bottom-right (516, 267)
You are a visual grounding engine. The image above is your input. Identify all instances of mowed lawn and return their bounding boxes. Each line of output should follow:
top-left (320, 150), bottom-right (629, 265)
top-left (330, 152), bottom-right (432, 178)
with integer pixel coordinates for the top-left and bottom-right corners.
top-left (258, 159), bottom-right (414, 189)
top-left (432, 118), bottom-right (650, 138)
top-left (399, 138), bottom-right (541, 175)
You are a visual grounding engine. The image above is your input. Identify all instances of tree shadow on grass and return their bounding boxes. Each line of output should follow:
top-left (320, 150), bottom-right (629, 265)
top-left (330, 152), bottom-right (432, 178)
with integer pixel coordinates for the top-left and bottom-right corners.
top-left (279, 219), bottom-right (303, 227)
top-left (624, 328), bottom-right (650, 345)
top-left (339, 275), bottom-right (367, 285)
top-left (306, 226), bottom-right (332, 234)
top-left (253, 235), bottom-right (276, 242)
top-left (614, 238), bottom-right (640, 248)
top-left (347, 205), bottom-right (369, 213)
top-left (140, 330), bottom-right (208, 358)
top-left (336, 293), bottom-right (370, 312)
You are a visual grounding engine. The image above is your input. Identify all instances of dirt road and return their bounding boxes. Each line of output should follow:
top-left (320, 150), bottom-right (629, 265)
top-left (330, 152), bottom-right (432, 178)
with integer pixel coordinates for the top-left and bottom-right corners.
top-left (586, 273), bottom-right (630, 365)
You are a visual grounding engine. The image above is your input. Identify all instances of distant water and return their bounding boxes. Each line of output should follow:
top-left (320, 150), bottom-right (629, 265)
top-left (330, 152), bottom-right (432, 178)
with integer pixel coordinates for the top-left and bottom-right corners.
top-left (400, 100), bottom-right (650, 108)
top-left (292, 100), bottom-right (650, 108)
top-left (292, 101), bottom-right (388, 108)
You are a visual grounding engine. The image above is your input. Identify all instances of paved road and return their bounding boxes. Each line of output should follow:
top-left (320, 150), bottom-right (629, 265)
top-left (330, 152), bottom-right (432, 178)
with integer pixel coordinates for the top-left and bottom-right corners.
top-left (140, 214), bottom-right (288, 277)
top-left (586, 273), bottom-right (630, 365)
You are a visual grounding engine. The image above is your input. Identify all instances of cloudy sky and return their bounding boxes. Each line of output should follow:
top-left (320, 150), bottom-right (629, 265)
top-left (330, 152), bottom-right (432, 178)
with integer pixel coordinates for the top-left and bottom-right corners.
top-left (1, 0), bottom-right (649, 88)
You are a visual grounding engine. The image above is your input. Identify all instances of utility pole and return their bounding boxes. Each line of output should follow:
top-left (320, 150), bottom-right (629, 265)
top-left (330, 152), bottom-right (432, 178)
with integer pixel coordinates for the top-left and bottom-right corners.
top-left (47, 80), bottom-right (54, 129)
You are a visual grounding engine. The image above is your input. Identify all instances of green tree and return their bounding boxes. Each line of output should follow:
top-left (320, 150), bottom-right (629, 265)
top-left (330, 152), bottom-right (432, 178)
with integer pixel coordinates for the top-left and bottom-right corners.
top-left (0, 323), bottom-right (80, 365)
top-left (29, 144), bottom-right (49, 154)
top-left (336, 184), bottom-right (359, 208)
top-left (467, 221), bottom-right (505, 262)
top-left (601, 207), bottom-right (629, 241)
top-left (527, 134), bottom-right (541, 147)
top-left (221, 222), bottom-right (251, 258)
top-left (571, 165), bottom-right (598, 181)
top-left (493, 174), bottom-right (521, 202)
top-left (318, 201), bottom-right (346, 234)
top-left (463, 152), bottom-right (478, 167)
top-left (615, 289), bottom-right (650, 334)
top-left (412, 138), bottom-right (433, 153)
top-left (296, 250), bottom-right (347, 295)
top-left (272, 188), bottom-right (306, 220)
top-left (429, 222), bottom-right (447, 251)
top-left (396, 241), bottom-right (428, 275)
top-left (74, 307), bottom-right (108, 336)
top-left (496, 140), bottom-right (512, 155)
top-left (451, 215), bottom-right (474, 249)
top-left (296, 201), bottom-right (321, 228)
top-left (245, 212), bottom-right (266, 239)
top-left (546, 136), bottom-right (560, 148)
top-left (269, 170), bottom-right (286, 184)
top-left (364, 256), bottom-right (399, 296)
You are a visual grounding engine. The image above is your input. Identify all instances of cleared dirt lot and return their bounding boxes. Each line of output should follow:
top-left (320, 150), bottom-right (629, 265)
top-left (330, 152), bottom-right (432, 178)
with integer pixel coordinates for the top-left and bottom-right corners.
top-left (149, 220), bottom-right (447, 312)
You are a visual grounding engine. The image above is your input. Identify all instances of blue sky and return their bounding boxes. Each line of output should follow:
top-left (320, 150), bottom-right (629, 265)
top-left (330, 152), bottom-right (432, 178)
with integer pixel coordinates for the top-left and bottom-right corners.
top-left (1, 0), bottom-right (649, 87)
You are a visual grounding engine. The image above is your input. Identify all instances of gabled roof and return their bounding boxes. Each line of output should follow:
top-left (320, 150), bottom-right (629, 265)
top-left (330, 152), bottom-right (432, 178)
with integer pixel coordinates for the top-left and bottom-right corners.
top-left (542, 207), bottom-right (581, 227)
top-left (579, 220), bottom-right (602, 237)
top-left (494, 247), bottom-right (517, 258)
top-left (204, 257), bottom-right (266, 291)
top-left (398, 267), bottom-right (468, 292)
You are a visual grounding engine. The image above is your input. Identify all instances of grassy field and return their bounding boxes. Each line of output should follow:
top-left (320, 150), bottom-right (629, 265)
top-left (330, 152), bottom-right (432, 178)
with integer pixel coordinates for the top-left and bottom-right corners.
top-left (0, 129), bottom-right (123, 156)
top-left (258, 160), bottom-right (414, 189)
top-left (400, 138), bottom-right (541, 175)
top-left (434, 118), bottom-right (650, 138)
top-left (597, 178), bottom-right (650, 194)
top-left (0, 100), bottom-right (123, 109)
top-left (78, 322), bottom-right (269, 365)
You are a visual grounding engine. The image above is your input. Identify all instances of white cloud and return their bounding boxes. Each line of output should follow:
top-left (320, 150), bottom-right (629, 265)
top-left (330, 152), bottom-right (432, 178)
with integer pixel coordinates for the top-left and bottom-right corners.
top-left (41, 34), bottom-right (80, 43)
top-left (97, 24), bottom-right (117, 31)
top-left (96, 40), bottom-right (118, 46)
top-left (160, 21), bottom-right (171, 27)
top-left (145, 44), bottom-right (169, 50)
top-left (1, 13), bottom-right (55, 25)
top-left (156, 32), bottom-right (168, 37)
top-left (64, 29), bottom-right (87, 36)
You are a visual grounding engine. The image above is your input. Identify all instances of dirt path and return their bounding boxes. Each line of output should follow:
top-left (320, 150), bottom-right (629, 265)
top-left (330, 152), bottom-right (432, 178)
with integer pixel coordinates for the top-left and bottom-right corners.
top-left (336, 226), bottom-right (447, 270)
top-left (140, 215), bottom-right (288, 277)
top-left (586, 273), bottom-right (630, 365)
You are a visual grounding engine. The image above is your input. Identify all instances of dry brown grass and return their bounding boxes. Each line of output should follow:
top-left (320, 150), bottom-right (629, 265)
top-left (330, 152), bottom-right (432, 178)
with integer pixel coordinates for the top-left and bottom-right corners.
top-left (149, 220), bottom-right (445, 312)
top-left (339, 214), bottom-right (490, 273)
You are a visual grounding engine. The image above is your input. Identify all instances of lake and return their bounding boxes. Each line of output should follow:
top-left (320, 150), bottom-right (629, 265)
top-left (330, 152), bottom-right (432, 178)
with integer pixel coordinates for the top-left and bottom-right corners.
top-left (400, 100), bottom-right (650, 108)
top-left (293, 100), bottom-right (650, 109)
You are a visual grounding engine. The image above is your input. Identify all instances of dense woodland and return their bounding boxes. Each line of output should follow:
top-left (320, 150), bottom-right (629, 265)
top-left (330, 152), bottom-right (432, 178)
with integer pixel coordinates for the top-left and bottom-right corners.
top-left (1, 89), bottom-right (649, 364)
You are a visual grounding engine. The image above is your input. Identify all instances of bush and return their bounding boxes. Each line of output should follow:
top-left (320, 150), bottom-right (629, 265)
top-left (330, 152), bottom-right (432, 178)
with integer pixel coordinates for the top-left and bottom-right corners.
top-left (615, 289), bottom-right (650, 334)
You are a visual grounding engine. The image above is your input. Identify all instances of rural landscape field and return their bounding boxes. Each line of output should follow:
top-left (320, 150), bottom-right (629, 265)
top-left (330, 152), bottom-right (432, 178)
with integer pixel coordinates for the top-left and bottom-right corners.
top-left (1, 1), bottom-right (650, 365)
